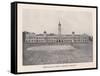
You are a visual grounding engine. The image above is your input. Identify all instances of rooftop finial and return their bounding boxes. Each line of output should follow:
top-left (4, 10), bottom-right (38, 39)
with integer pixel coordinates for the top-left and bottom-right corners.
top-left (44, 30), bottom-right (47, 34)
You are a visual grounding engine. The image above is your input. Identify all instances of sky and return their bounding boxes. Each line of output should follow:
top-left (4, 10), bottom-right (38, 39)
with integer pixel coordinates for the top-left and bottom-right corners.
top-left (22, 7), bottom-right (93, 35)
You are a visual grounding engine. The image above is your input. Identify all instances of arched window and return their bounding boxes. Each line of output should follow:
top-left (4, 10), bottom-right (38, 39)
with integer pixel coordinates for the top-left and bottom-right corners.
top-left (62, 40), bottom-right (63, 42)
top-left (59, 40), bottom-right (60, 42)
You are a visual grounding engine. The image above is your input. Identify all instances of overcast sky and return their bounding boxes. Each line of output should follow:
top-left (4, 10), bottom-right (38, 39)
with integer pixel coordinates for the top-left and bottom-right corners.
top-left (22, 8), bottom-right (93, 35)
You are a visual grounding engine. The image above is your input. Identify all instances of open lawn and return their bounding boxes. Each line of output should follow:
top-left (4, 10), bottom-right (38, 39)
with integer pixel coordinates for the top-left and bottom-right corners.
top-left (23, 43), bottom-right (93, 65)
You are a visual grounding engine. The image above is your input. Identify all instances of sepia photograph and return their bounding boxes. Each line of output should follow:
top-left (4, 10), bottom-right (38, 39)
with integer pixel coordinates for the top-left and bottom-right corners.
top-left (23, 6), bottom-right (93, 65)
top-left (11, 2), bottom-right (97, 74)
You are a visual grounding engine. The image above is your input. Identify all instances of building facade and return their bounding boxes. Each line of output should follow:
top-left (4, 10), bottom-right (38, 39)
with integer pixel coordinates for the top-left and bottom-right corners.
top-left (23, 21), bottom-right (92, 44)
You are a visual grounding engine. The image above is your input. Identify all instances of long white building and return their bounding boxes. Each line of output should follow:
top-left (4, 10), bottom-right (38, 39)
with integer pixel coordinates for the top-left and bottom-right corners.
top-left (23, 21), bottom-right (92, 44)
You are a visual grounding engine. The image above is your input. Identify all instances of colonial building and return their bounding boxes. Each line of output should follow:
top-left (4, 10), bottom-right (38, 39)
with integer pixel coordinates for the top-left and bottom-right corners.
top-left (23, 21), bottom-right (92, 44)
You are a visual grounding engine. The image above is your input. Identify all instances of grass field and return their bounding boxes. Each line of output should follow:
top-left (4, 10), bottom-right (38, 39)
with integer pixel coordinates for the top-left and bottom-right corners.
top-left (23, 43), bottom-right (93, 65)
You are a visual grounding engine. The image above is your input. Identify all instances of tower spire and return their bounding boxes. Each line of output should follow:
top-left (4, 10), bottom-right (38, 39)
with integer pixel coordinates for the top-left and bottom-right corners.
top-left (58, 20), bottom-right (61, 36)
